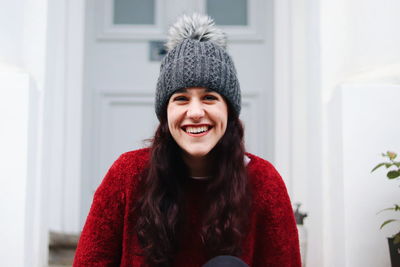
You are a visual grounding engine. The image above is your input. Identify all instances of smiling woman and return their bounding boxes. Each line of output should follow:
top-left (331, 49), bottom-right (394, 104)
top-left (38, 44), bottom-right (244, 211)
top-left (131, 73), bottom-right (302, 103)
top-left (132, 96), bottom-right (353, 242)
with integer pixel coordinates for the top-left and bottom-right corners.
top-left (167, 87), bottom-right (228, 167)
top-left (73, 13), bottom-right (301, 267)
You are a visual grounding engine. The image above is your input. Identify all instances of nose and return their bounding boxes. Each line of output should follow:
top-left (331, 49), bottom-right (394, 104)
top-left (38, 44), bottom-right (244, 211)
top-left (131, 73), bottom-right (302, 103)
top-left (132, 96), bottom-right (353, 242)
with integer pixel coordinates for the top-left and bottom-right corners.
top-left (187, 99), bottom-right (205, 120)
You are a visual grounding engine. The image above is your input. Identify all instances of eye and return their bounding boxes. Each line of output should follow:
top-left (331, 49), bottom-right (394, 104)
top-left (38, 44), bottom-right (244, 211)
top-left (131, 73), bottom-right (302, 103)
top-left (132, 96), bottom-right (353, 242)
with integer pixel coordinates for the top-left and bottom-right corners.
top-left (203, 94), bottom-right (218, 101)
top-left (172, 95), bottom-right (188, 101)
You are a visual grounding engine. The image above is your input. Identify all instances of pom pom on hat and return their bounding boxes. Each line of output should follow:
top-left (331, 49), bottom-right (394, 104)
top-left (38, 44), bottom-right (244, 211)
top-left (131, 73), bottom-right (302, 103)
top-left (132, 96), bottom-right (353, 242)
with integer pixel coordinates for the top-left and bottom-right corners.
top-left (165, 13), bottom-right (227, 51)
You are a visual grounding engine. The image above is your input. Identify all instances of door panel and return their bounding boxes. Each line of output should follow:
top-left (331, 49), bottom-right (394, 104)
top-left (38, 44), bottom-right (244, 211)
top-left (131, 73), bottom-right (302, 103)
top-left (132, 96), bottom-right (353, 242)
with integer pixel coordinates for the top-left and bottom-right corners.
top-left (206, 0), bottom-right (248, 26)
top-left (113, 0), bottom-right (156, 25)
top-left (95, 93), bottom-right (158, 181)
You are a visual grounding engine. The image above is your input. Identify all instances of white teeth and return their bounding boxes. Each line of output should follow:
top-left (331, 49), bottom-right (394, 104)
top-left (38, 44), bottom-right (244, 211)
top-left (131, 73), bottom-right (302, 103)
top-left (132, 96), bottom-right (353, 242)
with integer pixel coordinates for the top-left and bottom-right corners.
top-left (185, 126), bottom-right (209, 134)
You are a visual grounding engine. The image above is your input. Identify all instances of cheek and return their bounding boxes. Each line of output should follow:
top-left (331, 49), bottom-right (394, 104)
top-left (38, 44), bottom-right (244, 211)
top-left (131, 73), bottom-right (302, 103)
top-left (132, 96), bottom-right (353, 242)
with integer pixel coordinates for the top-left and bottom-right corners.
top-left (167, 106), bottom-right (181, 131)
top-left (220, 105), bottom-right (229, 132)
top-left (221, 117), bottom-right (228, 134)
top-left (166, 111), bottom-right (174, 135)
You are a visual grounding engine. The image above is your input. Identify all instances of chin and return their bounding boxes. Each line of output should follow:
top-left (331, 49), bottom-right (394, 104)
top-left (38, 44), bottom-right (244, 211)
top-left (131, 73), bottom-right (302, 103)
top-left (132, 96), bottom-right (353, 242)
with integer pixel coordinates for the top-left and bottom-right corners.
top-left (184, 148), bottom-right (212, 158)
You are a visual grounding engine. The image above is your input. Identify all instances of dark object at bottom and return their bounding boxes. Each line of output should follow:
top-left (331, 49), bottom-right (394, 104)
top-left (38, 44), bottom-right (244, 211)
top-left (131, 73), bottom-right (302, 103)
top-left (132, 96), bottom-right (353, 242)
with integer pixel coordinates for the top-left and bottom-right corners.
top-left (388, 237), bottom-right (400, 267)
top-left (203, 256), bottom-right (249, 267)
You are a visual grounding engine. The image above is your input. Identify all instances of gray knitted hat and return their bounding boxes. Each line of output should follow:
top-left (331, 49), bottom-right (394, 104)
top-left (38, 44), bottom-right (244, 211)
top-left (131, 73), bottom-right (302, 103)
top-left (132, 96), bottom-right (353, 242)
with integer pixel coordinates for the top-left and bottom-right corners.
top-left (155, 13), bottom-right (241, 120)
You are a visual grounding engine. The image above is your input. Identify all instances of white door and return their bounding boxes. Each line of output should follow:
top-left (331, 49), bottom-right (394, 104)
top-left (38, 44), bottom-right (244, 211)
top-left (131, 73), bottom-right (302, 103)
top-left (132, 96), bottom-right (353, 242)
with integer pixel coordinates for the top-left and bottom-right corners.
top-left (81, 0), bottom-right (273, 225)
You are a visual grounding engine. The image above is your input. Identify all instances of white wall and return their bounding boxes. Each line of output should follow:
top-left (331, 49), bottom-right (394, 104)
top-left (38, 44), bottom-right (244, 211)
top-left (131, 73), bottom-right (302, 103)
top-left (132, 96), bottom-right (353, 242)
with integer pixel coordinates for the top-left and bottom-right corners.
top-left (0, 0), bottom-right (50, 266)
top-left (0, 68), bottom-right (31, 267)
top-left (283, 0), bottom-right (325, 265)
top-left (286, 0), bottom-right (400, 266)
top-left (44, 0), bottom-right (85, 234)
top-left (319, 0), bottom-right (400, 266)
top-left (320, 0), bottom-right (400, 100)
top-left (0, 1), bottom-right (24, 66)
top-left (327, 84), bottom-right (400, 267)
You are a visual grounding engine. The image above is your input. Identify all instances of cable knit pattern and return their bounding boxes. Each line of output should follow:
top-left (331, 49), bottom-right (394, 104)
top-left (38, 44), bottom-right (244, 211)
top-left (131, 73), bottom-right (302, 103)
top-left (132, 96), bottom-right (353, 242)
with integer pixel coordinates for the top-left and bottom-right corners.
top-left (155, 39), bottom-right (241, 119)
top-left (73, 148), bottom-right (301, 267)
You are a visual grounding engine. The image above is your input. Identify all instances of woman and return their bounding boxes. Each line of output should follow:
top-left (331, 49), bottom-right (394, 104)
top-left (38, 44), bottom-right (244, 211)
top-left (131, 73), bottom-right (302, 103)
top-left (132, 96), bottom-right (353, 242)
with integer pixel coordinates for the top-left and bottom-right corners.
top-left (74, 14), bottom-right (301, 267)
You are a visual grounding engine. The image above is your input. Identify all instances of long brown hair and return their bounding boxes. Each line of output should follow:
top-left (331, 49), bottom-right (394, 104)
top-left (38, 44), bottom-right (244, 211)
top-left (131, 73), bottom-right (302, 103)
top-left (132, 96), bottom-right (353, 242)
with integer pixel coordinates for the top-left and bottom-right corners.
top-left (135, 112), bottom-right (251, 266)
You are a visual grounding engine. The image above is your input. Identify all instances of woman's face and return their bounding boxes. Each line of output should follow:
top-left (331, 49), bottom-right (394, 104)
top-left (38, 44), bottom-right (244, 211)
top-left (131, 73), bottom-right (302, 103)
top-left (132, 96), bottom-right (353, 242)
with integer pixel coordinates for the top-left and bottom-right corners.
top-left (167, 87), bottom-right (228, 159)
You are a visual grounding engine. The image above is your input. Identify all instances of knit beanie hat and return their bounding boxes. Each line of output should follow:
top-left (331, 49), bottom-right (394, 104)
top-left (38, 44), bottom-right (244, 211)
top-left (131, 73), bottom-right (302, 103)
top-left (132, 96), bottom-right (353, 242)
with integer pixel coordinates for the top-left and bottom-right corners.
top-left (155, 13), bottom-right (241, 120)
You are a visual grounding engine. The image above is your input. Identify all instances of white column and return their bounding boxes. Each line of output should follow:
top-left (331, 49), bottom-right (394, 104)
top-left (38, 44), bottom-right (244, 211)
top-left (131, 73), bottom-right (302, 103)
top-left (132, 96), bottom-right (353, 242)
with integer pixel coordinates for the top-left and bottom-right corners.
top-left (0, 67), bottom-right (31, 267)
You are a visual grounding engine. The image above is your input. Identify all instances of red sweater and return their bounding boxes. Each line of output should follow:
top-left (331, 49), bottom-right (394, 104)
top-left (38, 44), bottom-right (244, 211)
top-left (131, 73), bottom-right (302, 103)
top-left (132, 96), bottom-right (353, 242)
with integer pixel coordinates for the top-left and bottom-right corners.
top-left (73, 148), bottom-right (301, 267)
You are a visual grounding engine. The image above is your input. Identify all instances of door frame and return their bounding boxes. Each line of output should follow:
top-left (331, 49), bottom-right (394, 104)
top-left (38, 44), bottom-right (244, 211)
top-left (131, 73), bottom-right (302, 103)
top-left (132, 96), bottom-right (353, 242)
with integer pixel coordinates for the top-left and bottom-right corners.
top-left (45, 0), bottom-right (85, 234)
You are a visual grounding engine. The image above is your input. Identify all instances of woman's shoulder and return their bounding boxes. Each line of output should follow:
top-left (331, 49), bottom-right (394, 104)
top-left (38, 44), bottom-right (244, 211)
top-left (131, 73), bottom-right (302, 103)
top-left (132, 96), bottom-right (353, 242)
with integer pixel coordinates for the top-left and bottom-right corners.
top-left (245, 152), bottom-right (288, 195)
top-left (106, 148), bottom-right (151, 183)
top-left (117, 147), bottom-right (151, 169)
top-left (245, 153), bottom-right (293, 218)
top-left (245, 152), bottom-right (280, 178)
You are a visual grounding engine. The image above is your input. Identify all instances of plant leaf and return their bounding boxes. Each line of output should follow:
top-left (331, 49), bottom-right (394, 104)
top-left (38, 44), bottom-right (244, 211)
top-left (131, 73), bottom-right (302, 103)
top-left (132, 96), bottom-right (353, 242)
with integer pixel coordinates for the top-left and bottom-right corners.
top-left (378, 204), bottom-right (400, 214)
top-left (380, 219), bottom-right (398, 229)
top-left (371, 163), bottom-right (386, 172)
top-left (377, 207), bottom-right (397, 214)
top-left (385, 163), bottom-right (393, 168)
top-left (387, 170), bottom-right (400, 179)
top-left (394, 162), bottom-right (400, 168)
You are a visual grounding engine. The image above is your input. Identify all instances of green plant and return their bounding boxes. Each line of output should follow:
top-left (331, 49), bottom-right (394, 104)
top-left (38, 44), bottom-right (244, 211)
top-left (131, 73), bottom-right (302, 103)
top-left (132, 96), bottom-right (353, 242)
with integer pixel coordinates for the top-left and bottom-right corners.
top-left (371, 151), bottom-right (400, 244)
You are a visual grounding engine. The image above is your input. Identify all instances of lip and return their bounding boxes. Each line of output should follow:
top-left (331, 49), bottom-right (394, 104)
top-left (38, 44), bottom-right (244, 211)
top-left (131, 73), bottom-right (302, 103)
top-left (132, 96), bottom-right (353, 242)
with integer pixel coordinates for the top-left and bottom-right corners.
top-left (181, 123), bottom-right (212, 128)
top-left (184, 130), bottom-right (210, 137)
top-left (181, 124), bottom-right (213, 137)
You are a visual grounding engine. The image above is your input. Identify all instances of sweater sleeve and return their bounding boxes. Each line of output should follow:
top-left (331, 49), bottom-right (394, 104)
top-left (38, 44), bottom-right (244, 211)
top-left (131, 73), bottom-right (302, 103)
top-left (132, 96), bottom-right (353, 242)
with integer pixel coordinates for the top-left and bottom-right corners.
top-left (251, 161), bottom-right (302, 267)
top-left (73, 154), bottom-right (129, 267)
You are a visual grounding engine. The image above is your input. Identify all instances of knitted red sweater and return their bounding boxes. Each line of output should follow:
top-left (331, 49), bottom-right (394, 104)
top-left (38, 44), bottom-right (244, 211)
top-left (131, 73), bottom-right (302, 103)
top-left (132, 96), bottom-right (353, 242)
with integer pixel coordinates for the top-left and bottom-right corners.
top-left (73, 148), bottom-right (301, 267)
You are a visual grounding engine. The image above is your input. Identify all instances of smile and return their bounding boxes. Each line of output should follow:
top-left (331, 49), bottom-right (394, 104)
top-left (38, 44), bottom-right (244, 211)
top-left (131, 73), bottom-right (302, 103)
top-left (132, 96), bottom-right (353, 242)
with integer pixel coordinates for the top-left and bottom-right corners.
top-left (182, 125), bottom-right (213, 136)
